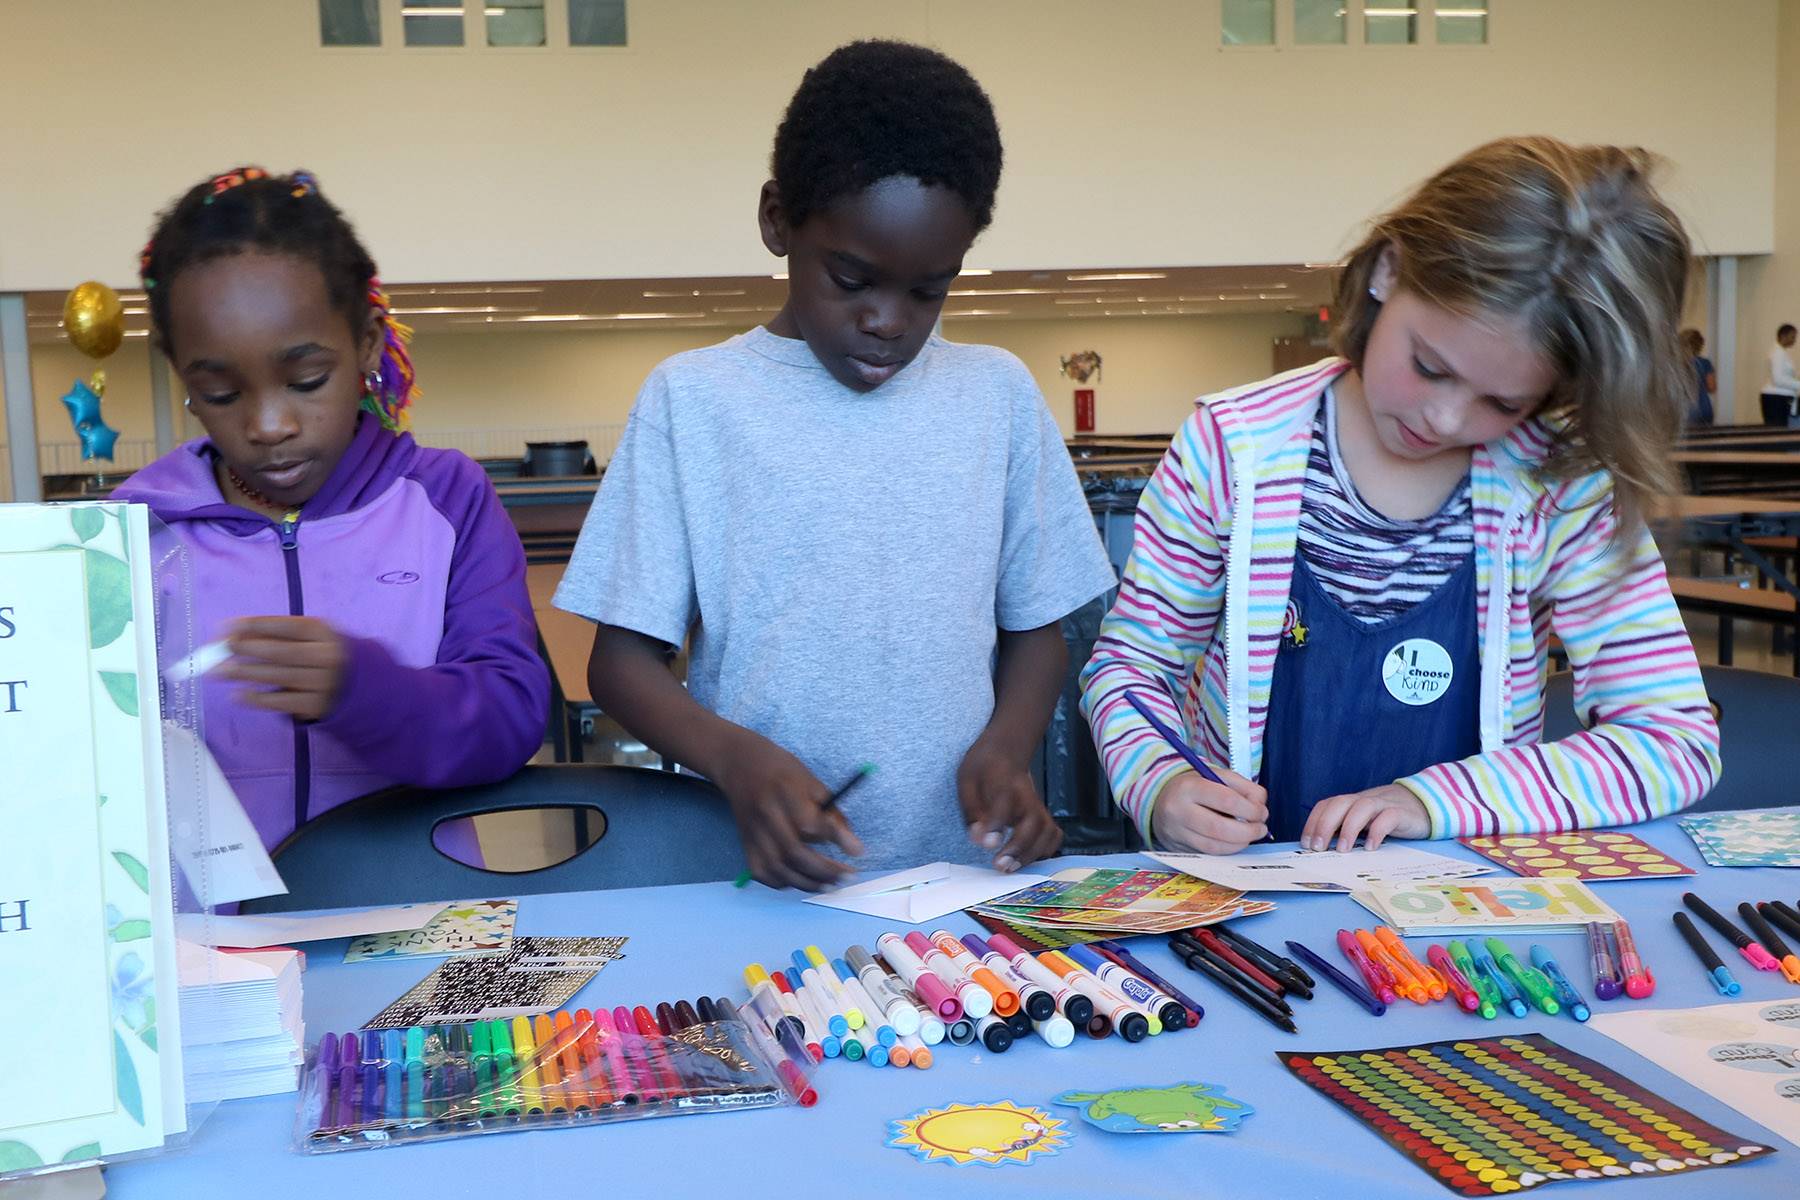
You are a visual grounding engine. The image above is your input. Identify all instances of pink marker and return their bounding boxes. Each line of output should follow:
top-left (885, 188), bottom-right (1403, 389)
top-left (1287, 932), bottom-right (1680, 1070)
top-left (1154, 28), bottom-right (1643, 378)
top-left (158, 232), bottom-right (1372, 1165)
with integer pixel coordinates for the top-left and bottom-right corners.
top-left (1337, 929), bottom-right (1400, 1006)
top-left (906, 932), bottom-right (992, 1019)
top-left (876, 932), bottom-right (960, 1019)
top-left (1612, 920), bottom-right (1657, 999)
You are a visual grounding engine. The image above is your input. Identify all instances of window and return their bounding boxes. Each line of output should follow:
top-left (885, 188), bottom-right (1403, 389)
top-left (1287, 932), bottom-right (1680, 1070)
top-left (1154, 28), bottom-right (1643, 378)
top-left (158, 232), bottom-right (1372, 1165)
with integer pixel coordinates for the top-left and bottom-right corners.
top-left (1294, 0), bottom-right (1345, 45)
top-left (1221, 0), bottom-right (1275, 46)
top-left (403, 1), bottom-right (465, 47)
top-left (1365, 1), bottom-right (1417, 44)
top-left (1436, 1), bottom-right (1488, 45)
top-left (318, 0), bottom-right (379, 46)
top-left (569, 0), bottom-right (627, 46)
top-left (488, 0), bottom-right (546, 46)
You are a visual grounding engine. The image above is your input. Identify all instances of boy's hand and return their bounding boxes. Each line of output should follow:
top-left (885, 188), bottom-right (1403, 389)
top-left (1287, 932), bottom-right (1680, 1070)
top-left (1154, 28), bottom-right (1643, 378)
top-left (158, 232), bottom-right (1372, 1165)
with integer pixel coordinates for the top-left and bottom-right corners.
top-left (957, 736), bottom-right (1063, 872)
top-left (1301, 783), bottom-right (1430, 851)
top-left (715, 729), bottom-right (864, 891)
top-left (219, 616), bottom-right (348, 722)
top-left (1150, 768), bottom-right (1269, 854)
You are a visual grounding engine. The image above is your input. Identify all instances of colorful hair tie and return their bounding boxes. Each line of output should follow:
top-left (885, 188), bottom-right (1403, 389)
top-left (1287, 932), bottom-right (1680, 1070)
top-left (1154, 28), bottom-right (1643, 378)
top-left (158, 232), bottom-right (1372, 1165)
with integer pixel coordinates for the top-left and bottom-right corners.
top-left (362, 278), bottom-right (418, 432)
top-left (288, 170), bottom-right (318, 199)
top-left (202, 166), bottom-right (269, 205)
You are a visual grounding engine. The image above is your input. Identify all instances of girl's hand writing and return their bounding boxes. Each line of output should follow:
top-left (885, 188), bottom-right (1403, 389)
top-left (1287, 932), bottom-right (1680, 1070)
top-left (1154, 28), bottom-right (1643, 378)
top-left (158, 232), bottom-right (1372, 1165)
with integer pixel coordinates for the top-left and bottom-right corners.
top-left (1150, 768), bottom-right (1269, 853)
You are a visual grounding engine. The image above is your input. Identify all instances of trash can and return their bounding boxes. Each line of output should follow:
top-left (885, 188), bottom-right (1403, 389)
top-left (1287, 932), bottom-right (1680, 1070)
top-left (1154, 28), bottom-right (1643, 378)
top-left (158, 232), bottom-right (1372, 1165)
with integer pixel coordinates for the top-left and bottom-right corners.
top-left (522, 441), bottom-right (595, 478)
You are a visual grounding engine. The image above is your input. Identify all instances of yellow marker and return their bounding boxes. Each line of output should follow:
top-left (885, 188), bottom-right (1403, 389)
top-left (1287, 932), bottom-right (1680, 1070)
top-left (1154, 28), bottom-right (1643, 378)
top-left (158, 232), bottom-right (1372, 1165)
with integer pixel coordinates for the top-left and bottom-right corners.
top-left (511, 1015), bottom-right (544, 1115)
top-left (533, 1013), bottom-right (568, 1113)
top-left (806, 945), bottom-right (865, 1028)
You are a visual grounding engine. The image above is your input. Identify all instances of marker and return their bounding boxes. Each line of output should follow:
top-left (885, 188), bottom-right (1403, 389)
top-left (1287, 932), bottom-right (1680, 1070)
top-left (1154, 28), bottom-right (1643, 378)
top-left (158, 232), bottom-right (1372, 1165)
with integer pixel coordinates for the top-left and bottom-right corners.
top-left (775, 971), bottom-right (839, 1058)
top-left (1125, 689), bottom-right (1228, 785)
top-left (964, 934), bottom-right (1059, 1022)
top-left (906, 932), bottom-right (992, 1019)
top-left (1289, 938), bottom-right (1385, 1017)
top-left (848, 1021), bottom-right (887, 1067)
top-left (930, 930), bottom-right (1021, 1016)
top-left (1096, 940), bottom-right (1205, 1027)
top-left (744, 965), bottom-right (815, 1058)
top-left (986, 933), bottom-right (1096, 1028)
top-left (537, 1013), bottom-right (570, 1113)
top-left (1683, 893), bottom-right (1779, 972)
top-left (1529, 945), bottom-right (1591, 1021)
top-left (553, 1011), bottom-right (587, 1113)
top-left (511, 1016), bottom-right (544, 1114)
top-left (1612, 920), bottom-right (1656, 999)
top-left (713, 995), bottom-right (816, 1107)
top-left (1215, 924), bottom-right (1315, 998)
top-left (1067, 943), bottom-right (1186, 1030)
top-left (612, 1006), bottom-right (666, 1103)
top-left (632, 1006), bottom-right (684, 1099)
top-left (794, 952), bottom-right (860, 1030)
top-left (1426, 944), bottom-right (1483, 1015)
top-left (1587, 922), bottom-right (1624, 1000)
top-left (1338, 929), bottom-right (1400, 1006)
top-left (359, 1031), bottom-right (383, 1123)
top-left (876, 932), bottom-right (961, 1019)
top-left (1170, 939), bottom-right (1297, 1034)
top-left (1740, 903), bottom-right (1800, 984)
top-left (803, 946), bottom-right (865, 1027)
top-left (832, 959), bottom-right (897, 1046)
top-left (1193, 928), bottom-right (1290, 1001)
top-left (1031, 1013), bottom-right (1077, 1048)
top-left (898, 1033), bottom-right (933, 1068)
top-left (975, 1014), bottom-right (1014, 1053)
top-left (945, 1017), bottom-right (977, 1046)
top-left (1474, 951), bottom-right (1528, 1018)
top-left (1378, 927), bottom-right (1445, 1001)
top-left (799, 966), bottom-right (853, 1038)
top-left (908, 1000), bottom-right (946, 1046)
top-left (300, 1035), bottom-right (335, 1132)
top-left (1674, 913), bottom-right (1743, 995)
top-left (1356, 929), bottom-right (1426, 1005)
top-left (1762, 901), bottom-right (1800, 946)
top-left (490, 1017), bottom-right (523, 1116)
top-left (846, 944), bottom-right (923, 1036)
top-left (574, 1010), bottom-right (614, 1108)
top-left (1485, 938), bottom-right (1559, 1015)
top-left (1052, 949), bottom-right (1163, 1035)
top-left (383, 1028), bottom-right (406, 1119)
top-left (1040, 951), bottom-right (1151, 1041)
top-left (1447, 941), bottom-right (1500, 1019)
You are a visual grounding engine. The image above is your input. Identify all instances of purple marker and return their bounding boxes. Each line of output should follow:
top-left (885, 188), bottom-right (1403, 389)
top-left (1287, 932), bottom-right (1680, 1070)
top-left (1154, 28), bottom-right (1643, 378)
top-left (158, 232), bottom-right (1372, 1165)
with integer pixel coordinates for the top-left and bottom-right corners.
top-left (301, 1033), bottom-right (338, 1133)
top-left (1588, 922), bottom-right (1624, 1001)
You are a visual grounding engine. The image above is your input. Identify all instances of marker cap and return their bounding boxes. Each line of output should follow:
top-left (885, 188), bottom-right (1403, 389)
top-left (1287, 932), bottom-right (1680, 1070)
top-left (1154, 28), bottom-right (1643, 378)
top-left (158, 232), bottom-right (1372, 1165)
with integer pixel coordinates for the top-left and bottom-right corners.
top-left (1710, 966), bottom-right (1743, 996)
top-left (976, 1014), bottom-right (1013, 1053)
top-left (1032, 1014), bottom-right (1076, 1048)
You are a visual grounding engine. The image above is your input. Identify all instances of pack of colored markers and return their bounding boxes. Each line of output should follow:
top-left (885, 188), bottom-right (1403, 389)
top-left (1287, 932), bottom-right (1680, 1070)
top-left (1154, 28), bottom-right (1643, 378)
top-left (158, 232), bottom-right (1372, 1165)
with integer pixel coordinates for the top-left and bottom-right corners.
top-left (293, 999), bottom-right (815, 1153)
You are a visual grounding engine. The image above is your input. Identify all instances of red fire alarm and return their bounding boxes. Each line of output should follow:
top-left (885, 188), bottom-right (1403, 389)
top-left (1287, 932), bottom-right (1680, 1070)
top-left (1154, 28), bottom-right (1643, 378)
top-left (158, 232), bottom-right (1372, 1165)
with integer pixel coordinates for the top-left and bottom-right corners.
top-left (1074, 388), bottom-right (1095, 433)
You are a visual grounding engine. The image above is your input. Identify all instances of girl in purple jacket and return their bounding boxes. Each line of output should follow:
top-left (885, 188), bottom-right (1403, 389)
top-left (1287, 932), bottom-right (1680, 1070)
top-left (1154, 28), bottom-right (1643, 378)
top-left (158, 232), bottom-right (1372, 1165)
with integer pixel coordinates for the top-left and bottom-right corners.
top-left (114, 167), bottom-right (549, 850)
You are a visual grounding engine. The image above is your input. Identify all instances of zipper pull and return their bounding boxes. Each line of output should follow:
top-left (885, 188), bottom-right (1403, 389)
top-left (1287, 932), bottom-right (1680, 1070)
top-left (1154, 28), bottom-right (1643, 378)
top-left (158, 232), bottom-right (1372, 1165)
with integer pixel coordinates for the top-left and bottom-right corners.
top-left (278, 510), bottom-right (301, 550)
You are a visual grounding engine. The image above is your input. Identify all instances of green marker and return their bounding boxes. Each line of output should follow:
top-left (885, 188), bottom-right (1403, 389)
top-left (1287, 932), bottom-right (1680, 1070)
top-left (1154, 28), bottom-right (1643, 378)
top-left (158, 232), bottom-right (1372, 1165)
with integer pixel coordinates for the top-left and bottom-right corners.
top-left (1448, 940), bottom-right (1500, 1019)
top-left (1485, 937), bottom-right (1561, 1015)
top-left (471, 1020), bottom-right (497, 1119)
top-left (733, 763), bottom-right (877, 888)
top-left (491, 1019), bottom-right (522, 1118)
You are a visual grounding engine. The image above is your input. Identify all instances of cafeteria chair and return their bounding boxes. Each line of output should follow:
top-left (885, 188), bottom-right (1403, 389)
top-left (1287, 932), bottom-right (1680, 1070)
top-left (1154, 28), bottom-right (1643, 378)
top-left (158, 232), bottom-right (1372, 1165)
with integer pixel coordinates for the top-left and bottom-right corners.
top-left (240, 764), bottom-right (743, 913)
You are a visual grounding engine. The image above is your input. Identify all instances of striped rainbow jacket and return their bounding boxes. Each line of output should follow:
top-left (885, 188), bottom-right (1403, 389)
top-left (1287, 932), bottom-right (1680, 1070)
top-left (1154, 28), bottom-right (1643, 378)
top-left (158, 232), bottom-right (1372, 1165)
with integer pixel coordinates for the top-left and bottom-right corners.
top-left (1079, 358), bottom-right (1720, 844)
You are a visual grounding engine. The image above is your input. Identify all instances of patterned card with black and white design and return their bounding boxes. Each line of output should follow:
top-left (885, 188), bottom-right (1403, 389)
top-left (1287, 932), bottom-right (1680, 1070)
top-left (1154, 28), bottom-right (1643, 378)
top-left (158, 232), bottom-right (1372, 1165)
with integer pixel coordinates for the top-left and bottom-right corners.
top-left (362, 936), bottom-right (628, 1030)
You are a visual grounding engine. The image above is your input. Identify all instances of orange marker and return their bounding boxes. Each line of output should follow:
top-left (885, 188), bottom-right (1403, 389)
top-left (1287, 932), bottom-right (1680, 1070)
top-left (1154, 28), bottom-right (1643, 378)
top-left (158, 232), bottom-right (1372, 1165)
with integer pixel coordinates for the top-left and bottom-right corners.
top-left (929, 930), bottom-right (1021, 1016)
top-left (553, 1010), bottom-right (590, 1112)
top-left (887, 1040), bottom-right (912, 1068)
top-left (1377, 926), bottom-right (1446, 1001)
top-left (572, 1009), bottom-right (614, 1108)
top-left (533, 1013), bottom-right (569, 1113)
top-left (1357, 929), bottom-right (1427, 1004)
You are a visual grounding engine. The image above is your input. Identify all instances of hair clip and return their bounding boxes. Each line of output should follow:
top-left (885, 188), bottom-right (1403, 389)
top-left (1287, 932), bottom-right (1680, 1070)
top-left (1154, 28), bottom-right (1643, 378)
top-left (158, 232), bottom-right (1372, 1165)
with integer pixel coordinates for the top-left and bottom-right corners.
top-left (202, 166), bottom-right (269, 205)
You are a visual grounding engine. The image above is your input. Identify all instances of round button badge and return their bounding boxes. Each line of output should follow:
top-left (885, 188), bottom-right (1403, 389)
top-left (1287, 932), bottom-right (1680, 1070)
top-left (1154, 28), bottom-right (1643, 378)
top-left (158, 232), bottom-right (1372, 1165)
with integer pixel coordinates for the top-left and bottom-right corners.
top-left (1382, 638), bottom-right (1455, 706)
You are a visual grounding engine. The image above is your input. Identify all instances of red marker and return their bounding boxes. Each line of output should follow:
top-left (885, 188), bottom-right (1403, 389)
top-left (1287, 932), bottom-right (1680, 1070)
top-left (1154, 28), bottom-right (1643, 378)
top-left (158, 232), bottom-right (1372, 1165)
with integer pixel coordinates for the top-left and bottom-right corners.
top-left (1191, 928), bottom-right (1287, 998)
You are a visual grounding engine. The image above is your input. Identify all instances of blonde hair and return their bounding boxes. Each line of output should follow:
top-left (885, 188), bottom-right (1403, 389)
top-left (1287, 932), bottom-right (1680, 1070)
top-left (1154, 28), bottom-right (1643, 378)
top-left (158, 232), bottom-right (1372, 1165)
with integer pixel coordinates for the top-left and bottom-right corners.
top-left (1331, 137), bottom-right (1692, 538)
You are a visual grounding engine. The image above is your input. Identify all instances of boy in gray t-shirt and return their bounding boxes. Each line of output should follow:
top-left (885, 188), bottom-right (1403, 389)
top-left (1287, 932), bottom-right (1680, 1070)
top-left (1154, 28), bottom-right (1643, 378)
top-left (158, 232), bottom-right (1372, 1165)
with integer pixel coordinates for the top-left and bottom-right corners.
top-left (554, 41), bottom-right (1114, 888)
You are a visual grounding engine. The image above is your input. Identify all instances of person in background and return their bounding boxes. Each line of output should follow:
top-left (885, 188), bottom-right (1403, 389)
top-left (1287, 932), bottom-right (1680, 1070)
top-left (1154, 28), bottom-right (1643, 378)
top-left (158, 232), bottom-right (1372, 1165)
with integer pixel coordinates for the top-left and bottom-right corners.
top-left (114, 167), bottom-right (549, 851)
top-left (1764, 323), bottom-right (1799, 426)
top-left (1681, 328), bottom-right (1715, 426)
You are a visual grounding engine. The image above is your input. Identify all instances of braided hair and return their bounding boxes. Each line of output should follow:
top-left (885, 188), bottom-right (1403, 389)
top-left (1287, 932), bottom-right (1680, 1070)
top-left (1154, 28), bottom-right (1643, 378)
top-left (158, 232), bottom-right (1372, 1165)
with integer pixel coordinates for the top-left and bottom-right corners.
top-left (140, 167), bottom-right (417, 431)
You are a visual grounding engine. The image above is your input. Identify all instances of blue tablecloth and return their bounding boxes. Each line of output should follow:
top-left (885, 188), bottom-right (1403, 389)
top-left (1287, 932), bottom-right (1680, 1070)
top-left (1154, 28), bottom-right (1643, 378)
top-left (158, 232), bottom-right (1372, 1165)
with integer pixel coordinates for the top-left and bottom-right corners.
top-left (109, 817), bottom-right (1796, 1198)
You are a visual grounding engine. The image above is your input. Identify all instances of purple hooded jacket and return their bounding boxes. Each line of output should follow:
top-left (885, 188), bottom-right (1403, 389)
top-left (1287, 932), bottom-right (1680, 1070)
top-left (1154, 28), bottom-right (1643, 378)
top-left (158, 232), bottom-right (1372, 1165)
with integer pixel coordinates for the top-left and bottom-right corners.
top-left (114, 415), bottom-right (550, 850)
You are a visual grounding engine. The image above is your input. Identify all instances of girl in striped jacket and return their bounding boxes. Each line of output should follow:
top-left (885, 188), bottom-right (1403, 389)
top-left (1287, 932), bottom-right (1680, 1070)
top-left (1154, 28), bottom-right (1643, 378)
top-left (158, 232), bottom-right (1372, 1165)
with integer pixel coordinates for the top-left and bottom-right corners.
top-left (1081, 137), bottom-right (1719, 854)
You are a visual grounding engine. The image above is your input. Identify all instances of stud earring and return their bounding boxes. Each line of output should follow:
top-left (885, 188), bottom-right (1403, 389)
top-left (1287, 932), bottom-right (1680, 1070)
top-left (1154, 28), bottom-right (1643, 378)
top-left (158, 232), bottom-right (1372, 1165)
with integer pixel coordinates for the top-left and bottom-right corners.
top-left (1368, 285), bottom-right (1383, 301)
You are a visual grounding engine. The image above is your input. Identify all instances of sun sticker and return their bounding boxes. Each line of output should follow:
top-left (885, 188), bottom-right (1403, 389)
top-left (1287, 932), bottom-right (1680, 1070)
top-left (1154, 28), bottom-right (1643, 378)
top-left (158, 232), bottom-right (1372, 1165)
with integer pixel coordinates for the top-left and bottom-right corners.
top-left (887, 1100), bottom-right (1070, 1167)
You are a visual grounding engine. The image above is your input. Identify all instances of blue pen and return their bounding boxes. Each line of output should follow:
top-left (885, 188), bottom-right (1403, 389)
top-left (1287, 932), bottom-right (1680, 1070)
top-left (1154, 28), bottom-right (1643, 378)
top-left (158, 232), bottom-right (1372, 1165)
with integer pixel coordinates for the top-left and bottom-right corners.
top-left (1286, 938), bottom-right (1385, 1016)
top-left (1673, 912), bottom-right (1742, 996)
top-left (1530, 945), bottom-right (1591, 1021)
top-left (1125, 691), bottom-right (1227, 785)
top-left (1475, 951), bottom-right (1528, 1018)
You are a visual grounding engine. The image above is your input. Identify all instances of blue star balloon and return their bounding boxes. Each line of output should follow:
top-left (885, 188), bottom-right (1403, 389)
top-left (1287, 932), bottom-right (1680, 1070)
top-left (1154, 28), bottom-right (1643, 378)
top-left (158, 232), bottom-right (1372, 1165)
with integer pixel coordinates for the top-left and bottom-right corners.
top-left (60, 377), bottom-right (119, 462)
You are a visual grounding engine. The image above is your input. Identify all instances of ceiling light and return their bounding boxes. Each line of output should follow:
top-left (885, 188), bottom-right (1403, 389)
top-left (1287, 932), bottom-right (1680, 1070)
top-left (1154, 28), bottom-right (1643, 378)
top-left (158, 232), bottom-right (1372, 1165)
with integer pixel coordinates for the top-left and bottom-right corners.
top-left (712, 305), bottom-right (779, 314)
top-left (949, 288), bottom-right (1057, 297)
top-left (942, 308), bottom-right (1011, 317)
top-left (390, 305), bottom-right (532, 315)
top-left (513, 311), bottom-right (707, 322)
top-left (642, 289), bottom-right (747, 298)
top-left (771, 273), bottom-right (788, 281)
top-left (1067, 272), bottom-right (1167, 282)
top-left (958, 268), bottom-right (993, 277)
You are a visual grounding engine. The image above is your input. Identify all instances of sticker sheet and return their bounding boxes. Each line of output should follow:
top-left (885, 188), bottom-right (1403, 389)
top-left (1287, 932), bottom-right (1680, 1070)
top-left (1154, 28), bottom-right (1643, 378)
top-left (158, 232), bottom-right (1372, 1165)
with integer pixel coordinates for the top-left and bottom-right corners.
top-left (1589, 1000), bottom-right (1800, 1149)
top-left (362, 936), bottom-right (627, 1030)
top-left (343, 899), bottom-right (518, 962)
top-left (970, 868), bottom-right (1273, 935)
top-left (1679, 808), bottom-right (1800, 868)
top-left (1460, 832), bottom-right (1694, 881)
top-left (1282, 1034), bottom-right (1773, 1195)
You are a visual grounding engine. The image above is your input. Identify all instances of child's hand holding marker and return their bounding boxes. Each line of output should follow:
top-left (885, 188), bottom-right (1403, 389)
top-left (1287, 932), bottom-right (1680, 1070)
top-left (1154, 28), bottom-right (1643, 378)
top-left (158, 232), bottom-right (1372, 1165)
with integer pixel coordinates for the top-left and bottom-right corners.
top-left (216, 616), bottom-right (350, 722)
top-left (1151, 769), bottom-right (1269, 855)
top-left (719, 733), bottom-right (866, 892)
top-left (956, 736), bottom-right (1063, 873)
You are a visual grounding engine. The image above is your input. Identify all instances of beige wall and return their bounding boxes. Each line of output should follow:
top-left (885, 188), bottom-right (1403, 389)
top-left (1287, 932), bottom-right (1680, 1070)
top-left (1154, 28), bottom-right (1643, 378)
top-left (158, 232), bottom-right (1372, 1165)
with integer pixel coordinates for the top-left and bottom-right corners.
top-left (0, 0), bottom-right (1779, 291)
top-left (1734, 0), bottom-right (1800, 424)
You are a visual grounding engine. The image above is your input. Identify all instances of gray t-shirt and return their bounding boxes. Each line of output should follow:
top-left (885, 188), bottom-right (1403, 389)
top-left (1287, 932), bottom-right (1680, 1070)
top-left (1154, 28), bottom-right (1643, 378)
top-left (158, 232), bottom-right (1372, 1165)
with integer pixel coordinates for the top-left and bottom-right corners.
top-left (554, 326), bottom-right (1115, 871)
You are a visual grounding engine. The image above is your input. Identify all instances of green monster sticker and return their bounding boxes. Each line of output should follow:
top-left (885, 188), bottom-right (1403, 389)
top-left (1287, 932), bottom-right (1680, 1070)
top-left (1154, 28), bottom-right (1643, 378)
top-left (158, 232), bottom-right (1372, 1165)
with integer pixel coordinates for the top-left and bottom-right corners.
top-left (1054, 1082), bottom-right (1253, 1133)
